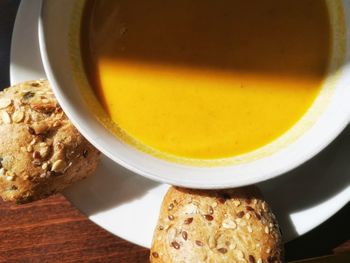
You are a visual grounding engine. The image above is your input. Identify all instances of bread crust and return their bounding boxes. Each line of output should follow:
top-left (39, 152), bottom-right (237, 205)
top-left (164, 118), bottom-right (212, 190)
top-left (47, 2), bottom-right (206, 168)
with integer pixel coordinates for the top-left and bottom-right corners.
top-left (0, 80), bottom-right (100, 203)
top-left (151, 186), bottom-right (283, 263)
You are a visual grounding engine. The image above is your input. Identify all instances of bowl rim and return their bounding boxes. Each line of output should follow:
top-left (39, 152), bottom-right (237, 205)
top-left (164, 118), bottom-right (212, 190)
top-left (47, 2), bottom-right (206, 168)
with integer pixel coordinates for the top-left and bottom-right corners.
top-left (38, 0), bottom-right (350, 189)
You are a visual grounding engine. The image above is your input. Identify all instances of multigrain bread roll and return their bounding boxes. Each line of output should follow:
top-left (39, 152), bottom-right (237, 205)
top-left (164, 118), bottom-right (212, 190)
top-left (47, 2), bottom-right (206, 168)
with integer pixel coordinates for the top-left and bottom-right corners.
top-left (151, 186), bottom-right (283, 263)
top-left (0, 80), bottom-right (100, 203)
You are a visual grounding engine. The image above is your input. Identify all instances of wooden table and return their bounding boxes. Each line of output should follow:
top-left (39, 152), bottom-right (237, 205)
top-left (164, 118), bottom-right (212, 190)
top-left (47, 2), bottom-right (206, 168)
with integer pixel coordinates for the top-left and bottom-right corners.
top-left (0, 1), bottom-right (349, 262)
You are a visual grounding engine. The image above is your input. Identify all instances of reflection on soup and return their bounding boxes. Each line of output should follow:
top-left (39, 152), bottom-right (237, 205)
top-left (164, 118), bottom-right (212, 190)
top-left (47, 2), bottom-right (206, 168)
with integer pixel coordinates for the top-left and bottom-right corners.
top-left (81, 0), bottom-right (330, 159)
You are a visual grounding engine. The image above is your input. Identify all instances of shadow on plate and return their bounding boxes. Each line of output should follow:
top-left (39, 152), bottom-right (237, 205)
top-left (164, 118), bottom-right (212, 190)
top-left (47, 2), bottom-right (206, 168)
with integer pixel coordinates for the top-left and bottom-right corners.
top-left (64, 156), bottom-right (161, 215)
top-left (260, 124), bottom-right (350, 240)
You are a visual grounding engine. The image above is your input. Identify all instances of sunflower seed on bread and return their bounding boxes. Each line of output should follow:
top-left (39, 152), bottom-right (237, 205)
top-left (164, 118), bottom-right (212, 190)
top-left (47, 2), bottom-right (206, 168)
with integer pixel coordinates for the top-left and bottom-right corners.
top-left (0, 80), bottom-right (100, 203)
top-left (151, 186), bottom-right (283, 263)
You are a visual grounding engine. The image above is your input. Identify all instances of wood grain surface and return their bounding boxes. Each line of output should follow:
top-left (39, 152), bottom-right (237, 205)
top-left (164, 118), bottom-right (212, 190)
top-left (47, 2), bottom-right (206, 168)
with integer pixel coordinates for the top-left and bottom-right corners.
top-left (0, 196), bottom-right (149, 263)
top-left (0, 1), bottom-right (349, 262)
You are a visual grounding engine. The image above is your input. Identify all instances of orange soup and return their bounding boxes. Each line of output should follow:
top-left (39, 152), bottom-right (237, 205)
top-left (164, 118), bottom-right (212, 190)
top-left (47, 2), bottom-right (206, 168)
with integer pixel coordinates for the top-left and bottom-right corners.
top-left (81, 0), bottom-right (330, 159)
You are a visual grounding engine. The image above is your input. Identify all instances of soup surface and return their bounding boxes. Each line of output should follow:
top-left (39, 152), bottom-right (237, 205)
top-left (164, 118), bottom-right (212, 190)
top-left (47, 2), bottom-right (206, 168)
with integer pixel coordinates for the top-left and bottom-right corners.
top-left (82, 0), bottom-right (330, 159)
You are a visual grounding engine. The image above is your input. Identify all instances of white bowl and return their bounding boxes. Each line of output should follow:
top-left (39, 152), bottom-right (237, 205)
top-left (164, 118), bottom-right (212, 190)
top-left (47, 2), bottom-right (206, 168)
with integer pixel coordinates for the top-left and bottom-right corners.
top-left (39, 0), bottom-right (350, 189)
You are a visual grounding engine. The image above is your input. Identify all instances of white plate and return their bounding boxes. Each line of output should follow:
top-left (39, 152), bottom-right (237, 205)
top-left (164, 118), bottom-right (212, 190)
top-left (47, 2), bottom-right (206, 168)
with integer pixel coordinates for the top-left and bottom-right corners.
top-left (10, 0), bottom-right (350, 248)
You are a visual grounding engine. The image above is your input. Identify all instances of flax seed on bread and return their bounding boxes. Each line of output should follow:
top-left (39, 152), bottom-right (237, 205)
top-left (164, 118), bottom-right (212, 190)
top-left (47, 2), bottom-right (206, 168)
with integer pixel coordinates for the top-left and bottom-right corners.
top-left (0, 80), bottom-right (100, 203)
top-left (151, 186), bottom-right (283, 263)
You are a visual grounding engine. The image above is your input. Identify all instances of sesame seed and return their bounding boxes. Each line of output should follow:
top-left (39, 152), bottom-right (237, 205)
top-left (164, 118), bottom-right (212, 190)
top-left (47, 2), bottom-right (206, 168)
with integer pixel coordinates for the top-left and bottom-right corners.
top-left (233, 200), bottom-right (241, 207)
top-left (265, 226), bottom-right (270, 234)
top-left (229, 243), bottom-right (237, 250)
top-left (0, 168), bottom-right (4, 176)
top-left (208, 206), bottom-right (214, 215)
top-left (245, 213), bottom-right (251, 220)
top-left (39, 173), bottom-right (47, 178)
top-left (183, 203), bottom-right (198, 214)
top-left (237, 250), bottom-right (244, 259)
top-left (26, 145), bottom-right (33, 153)
top-left (30, 138), bottom-right (37, 145)
top-left (249, 255), bottom-right (256, 263)
top-left (52, 121), bottom-right (61, 128)
top-left (63, 162), bottom-right (72, 173)
top-left (168, 203), bottom-right (174, 211)
top-left (182, 231), bottom-right (188, 241)
top-left (42, 162), bottom-right (48, 170)
top-left (208, 235), bottom-right (216, 249)
top-left (247, 226), bottom-right (253, 233)
top-left (205, 214), bottom-right (214, 221)
top-left (212, 202), bottom-right (218, 208)
top-left (184, 217), bottom-right (193, 224)
top-left (266, 248), bottom-right (271, 254)
top-left (6, 175), bottom-right (15, 181)
top-left (262, 202), bottom-right (268, 212)
top-left (218, 248), bottom-right (227, 254)
top-left (257, 259), bottom-right (262, 263)
top-left (83, 149), bottom-right (88, 158)
top-left (158, 225), bottom-right (164, 230)
top-left (168, 227), bottom-right (176, 241)
top-left (222, 219), bottom-right (237, 229)
top-left (152, 252), bottom-right (159, 258)
top-left (171, 241), bottom-right (180, 249)
top-left (168, 215), bottom-right (174, 221)
top-left (195, 240), bottom-right (204, 246)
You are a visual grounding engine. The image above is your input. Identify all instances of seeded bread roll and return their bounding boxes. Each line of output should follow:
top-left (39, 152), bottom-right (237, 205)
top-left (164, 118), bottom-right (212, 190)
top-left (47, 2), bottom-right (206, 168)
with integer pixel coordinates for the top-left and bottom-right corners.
top-left (151, 186), bottom-right (283, 263)
top-left (0, 80), bottom-right (100, 203)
